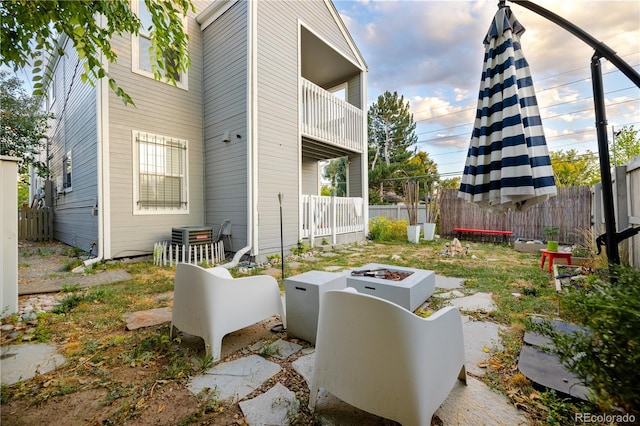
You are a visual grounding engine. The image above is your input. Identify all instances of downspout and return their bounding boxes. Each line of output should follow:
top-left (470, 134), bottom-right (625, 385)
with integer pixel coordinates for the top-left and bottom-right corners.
top-left (222, 0), bottom-right (258, 268)
top-left (84, 15), bottom-right (108, 267)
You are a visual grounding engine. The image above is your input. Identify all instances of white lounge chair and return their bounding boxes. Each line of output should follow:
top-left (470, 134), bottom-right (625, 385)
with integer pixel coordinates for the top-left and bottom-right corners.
top-left (309, 288), bottom-right (466, 425)
top-left (171, 263), bottom-right (286, 361)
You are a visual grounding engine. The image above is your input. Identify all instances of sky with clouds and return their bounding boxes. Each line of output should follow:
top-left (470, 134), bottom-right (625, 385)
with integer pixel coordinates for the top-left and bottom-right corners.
top-left (334, 0), bottom-right (640, 178)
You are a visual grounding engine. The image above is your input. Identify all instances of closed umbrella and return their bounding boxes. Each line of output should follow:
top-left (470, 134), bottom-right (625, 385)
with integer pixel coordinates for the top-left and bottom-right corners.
top-left (458, 4), bottom-right (556, 213)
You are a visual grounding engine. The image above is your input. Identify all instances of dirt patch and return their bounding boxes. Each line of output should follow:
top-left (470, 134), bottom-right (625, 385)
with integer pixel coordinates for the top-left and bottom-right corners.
top-left (18, 241), bottom-right (79, 285)
top-left (3, 242), bottom-right (317, 425)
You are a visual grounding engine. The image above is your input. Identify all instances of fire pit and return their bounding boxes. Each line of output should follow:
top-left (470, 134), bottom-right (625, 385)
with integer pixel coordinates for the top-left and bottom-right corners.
top-left (347, 263), bottom-right (435, 311)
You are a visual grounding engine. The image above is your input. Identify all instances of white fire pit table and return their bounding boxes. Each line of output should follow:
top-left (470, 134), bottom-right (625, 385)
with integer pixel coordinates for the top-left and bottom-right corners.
top-left (346, 263), bottom-right (435, 312)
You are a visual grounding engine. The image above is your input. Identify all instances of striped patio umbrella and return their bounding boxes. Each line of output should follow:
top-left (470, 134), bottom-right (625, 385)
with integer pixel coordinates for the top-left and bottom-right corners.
top-left (458, 5), bottom-right (557, 213)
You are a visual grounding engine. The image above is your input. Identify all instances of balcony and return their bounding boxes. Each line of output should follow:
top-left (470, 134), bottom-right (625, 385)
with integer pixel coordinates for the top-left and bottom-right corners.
top-left (300, 78), bottom-right (365, 154)
top-left (300, 195), bottom-right (365, 246)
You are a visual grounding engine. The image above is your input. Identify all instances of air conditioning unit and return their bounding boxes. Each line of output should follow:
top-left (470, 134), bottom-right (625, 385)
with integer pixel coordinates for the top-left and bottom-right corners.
top-left (171, 226), bottom-right (213, 250)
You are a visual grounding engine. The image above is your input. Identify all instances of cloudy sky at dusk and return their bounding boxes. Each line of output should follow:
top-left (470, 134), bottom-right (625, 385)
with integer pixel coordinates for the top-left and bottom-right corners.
top-left (334, 0), bottom-right (640, 178)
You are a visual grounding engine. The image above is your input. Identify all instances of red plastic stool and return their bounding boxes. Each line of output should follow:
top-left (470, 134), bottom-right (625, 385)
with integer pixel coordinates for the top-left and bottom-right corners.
top-left (540, 249), bottom-right (572, 273)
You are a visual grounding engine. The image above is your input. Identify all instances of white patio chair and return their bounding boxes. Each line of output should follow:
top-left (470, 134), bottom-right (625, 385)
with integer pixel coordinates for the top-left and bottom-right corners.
top-left (309, 288), bottom-right (466, 425)
top-left (170, 263), bottom-right (286, 361)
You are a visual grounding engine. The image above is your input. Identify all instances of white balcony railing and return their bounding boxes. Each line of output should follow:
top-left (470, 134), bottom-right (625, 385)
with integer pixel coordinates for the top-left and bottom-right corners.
top-left (300, 78), bottom-right (365, 153)
top-left (300, 195), bottom-right (365, 246)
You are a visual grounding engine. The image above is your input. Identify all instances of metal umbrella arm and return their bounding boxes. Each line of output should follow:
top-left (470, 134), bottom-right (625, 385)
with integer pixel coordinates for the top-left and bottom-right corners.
top-left (507, 0), bottom-right (640, 266)
top-left (596, 227), bottom-right (640, 256)
top-left (507, 1), bottom-right (640, 87)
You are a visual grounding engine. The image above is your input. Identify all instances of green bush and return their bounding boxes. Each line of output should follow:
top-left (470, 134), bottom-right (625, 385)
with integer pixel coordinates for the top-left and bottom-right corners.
top-left (368, 216), bottom-right (408, 242)
top-left (538, 265), bottom-right (640, 413)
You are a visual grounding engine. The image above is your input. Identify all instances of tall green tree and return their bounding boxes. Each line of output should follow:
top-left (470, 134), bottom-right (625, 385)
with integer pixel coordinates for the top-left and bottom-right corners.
top-left (550, 149), bottom-right (600, 187)
top-left (612, 125), bottom-right (640, 166)
top-left (1, 0), bottom-right (193, 105)
top-left (0, 71), bottom-right (52, 177)
top-left (440, 177), bottom-right (461, 190)
top-left (323, 157), bottom-right (348, 197)
top-left (368, 91), bottom-right (418, 203)
top-left (406, 151), bottom-right (439, 186)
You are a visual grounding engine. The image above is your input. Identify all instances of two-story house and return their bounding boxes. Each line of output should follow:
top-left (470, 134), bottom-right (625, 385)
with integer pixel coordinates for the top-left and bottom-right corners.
top-left (35, 0), bottom-right (368, 263)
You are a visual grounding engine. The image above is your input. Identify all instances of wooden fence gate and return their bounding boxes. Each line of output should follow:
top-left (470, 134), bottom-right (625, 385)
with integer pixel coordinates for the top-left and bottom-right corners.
top-left (18, 208), bottom-right (53, 242)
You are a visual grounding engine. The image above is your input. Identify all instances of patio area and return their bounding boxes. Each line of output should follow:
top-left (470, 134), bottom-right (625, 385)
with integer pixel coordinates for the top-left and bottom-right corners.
top-left (0, 239), bottom-right (614, 425)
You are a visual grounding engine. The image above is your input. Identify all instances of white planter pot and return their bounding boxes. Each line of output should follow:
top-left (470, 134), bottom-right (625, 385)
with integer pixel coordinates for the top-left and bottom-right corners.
top-left (422, 223), bottom-right (436, 241)
top-left (407, 225), bottom-right (421, 243)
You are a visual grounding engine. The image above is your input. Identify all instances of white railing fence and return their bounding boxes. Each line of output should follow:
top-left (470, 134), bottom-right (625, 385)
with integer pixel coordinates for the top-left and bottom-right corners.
top-left (153, 240), bottom-right (225, 267)
top-left (301, 195), bottom-right (365, 246)
top-left (300, 78), bottom-right (364, 153)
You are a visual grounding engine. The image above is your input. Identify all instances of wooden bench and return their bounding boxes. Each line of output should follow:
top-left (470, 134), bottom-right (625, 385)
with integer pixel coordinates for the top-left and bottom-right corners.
top-left (453, 228), bottom-right (513, 244)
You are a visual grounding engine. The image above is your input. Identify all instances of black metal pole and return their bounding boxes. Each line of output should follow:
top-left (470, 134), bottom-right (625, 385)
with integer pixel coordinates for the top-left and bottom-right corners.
top-left (278, 192), bottom-right (285, 280)
top-left (509, 1), bottom-right (640, 88)
top-left (507, 0), bottom-right (638, 267)
top-left (591, 56), bottom-right (620, 266)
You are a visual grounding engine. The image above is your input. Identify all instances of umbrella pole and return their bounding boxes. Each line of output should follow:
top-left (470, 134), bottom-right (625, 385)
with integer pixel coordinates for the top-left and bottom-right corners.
top-left (508, 0), bottom-right (639, 268)
top-left (591, 56), bottom-right (620, 266)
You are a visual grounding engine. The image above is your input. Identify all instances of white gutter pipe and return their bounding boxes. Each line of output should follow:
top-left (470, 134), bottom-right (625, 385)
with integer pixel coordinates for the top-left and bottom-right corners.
top-left (220, 245), bottom-right (251, 269)
top-left (222, 0), bottom-right (258, 270)
top-left (84, 17), bottom-right (108, 267)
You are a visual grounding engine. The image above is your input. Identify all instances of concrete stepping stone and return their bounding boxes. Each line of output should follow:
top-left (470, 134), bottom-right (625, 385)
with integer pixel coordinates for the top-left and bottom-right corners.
top-left (323, 265), bottom-right (344, 272)
top-left (123, 307), bottom-right (172, 330)
top-left (291, 353), bottom-right (314, 386)
top-left (1, 343), bottom-right (66, 385)
top-left (253, 339), bottom-right (302, 360)
top-left (270, 339), bottom-right (302, 359)
top-left (434, 290), bottom-right (465, 299)
top-left (320, 252), bottom-right (338, 257)
top-left (239, 383), bottom-right (299, 426)
top-left (188, 355), bottom-right (280, 402)
top-left (434, 376), bottom-right (529, 425)
top-left (435, 275), bottom-right (465, 289)
top-left (450, 292), bottom-right (497, 312)
top-left (462, 317), bottom-right (504, 376)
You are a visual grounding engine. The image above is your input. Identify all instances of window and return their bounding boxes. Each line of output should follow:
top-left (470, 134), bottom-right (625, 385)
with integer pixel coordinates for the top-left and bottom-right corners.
top-left (329, 83), bottom-right (347, 101)
top-left (63, 151), bottom-right (72, 191)
top-left (133, 131), bottom-right (188, 214)
top-left (131, 0), bottom-right (188, 89)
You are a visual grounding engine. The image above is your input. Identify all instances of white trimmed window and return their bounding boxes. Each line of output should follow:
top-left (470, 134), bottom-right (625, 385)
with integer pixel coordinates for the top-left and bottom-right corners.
top-left (133, 131), bottom-right (188, 214)
top-left (131, 0), bottom-right (188, 90)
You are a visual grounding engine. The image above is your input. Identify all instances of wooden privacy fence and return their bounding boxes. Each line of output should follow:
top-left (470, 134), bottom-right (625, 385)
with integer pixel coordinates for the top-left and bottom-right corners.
top-left (18, 208), bottom-right (53, 242)
top-left (438, 186), bottom-right (592, 245)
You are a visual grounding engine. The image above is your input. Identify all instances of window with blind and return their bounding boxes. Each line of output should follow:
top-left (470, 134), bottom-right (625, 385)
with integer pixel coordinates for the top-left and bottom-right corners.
top-left (133, 131), bottom-right (188, 213)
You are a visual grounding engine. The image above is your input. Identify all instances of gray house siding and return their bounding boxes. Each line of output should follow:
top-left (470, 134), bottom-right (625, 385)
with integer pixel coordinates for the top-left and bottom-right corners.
top-left (301, 160), bottom-right (320, 195)
top-left (346, 73), bottom-right (363, 109)
top-left (201, 0), bottom-right (250, 251)
top-left (46, 41), bottom-right (99, 253)
top-left (255, 0), bottom-right (361, 254)
top-left (106, 9), bottom-right (205, 258)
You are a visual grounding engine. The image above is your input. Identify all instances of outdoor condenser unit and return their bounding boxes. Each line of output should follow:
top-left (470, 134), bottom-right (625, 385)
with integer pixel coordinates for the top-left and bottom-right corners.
top-left (171, 226), bottom-right (213, 251)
